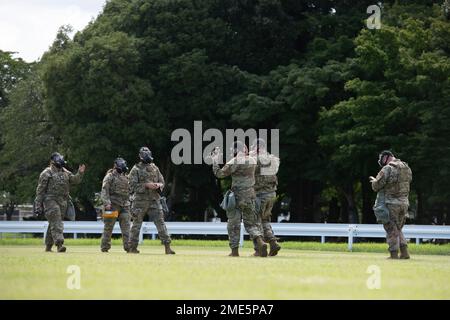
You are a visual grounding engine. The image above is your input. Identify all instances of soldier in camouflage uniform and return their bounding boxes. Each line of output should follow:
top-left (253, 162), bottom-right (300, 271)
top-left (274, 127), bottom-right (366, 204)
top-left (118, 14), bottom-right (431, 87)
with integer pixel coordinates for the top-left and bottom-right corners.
top-left (370, 150), bottom-right (413, 259)
top-left (34, 152), bottom-right (85, 253)
top-left (128, 147), bottom-right (175, 254)
top-left (211, 142), bottom-right (267, 257)
top-left (100, 158), bottom-right (131, 253)
top-left (250, 139), bottom-right (281, 256)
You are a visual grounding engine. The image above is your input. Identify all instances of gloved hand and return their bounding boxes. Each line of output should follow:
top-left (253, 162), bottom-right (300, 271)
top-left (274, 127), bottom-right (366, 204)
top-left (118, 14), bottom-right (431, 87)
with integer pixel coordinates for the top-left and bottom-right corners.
top-left (34, 202), bottom-right (43, 216)
top-left (210, 147), bottom-right (222, 164)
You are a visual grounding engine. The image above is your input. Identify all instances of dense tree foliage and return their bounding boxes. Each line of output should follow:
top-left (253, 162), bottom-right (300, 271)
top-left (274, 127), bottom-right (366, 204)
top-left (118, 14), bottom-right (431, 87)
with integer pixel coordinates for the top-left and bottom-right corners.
top-left (1, 0), bottom-right (449, 224)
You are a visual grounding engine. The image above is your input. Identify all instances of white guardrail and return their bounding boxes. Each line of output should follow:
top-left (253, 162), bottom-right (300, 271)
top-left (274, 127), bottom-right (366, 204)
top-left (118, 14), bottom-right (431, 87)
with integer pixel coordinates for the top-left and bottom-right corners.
top-left (0, 221), bottom-right (449, 251)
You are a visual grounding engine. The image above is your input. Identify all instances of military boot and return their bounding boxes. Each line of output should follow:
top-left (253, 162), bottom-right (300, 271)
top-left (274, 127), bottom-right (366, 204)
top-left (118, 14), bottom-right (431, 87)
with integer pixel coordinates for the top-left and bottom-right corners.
top-left (128, 247), bottom-right (140, 254)
top-left (253, 249), bottom-right (260, 257)
top-left (45, 244), bottom-right (53, 252)
top-left (388, 250), bottom-right (399, 259)
top-left (101, 248), bottom-right (109, 253)
top-left (269, 240), bottom-right (281, 256)
top-left (56, 244), bottom-right (66, 253)
top-left (400, 245), bottom-right (410, 259)
top-left (255, 236), bottom-right (268, 257)
top-left (164, 243), bottom-right (175, 255)
top-left (229, 248), bottom-right (239, 257)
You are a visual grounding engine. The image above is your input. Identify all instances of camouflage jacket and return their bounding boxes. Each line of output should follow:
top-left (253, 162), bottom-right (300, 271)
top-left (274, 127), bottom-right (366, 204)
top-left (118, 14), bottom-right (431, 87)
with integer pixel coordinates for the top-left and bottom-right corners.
top-left (212, 153), bottom-right (257, 200)
top-left (128, 162), bottom-right (164, 201)
top-left (371, 158), bottom-right (412, 205)
top-left (253, 152), bottom-right (280, 194)
top-left (101, 169), bottom-right (130, 208)
top-left (35, 164), bottom-right (84, 204)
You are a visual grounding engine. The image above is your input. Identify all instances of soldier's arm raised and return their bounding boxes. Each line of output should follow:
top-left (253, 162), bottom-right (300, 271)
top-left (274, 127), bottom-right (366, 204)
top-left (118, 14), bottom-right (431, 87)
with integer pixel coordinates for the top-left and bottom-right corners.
top-left (68, 165), bottom-right (85, 185)
top-left (212, 159), bottom-right (235, 179)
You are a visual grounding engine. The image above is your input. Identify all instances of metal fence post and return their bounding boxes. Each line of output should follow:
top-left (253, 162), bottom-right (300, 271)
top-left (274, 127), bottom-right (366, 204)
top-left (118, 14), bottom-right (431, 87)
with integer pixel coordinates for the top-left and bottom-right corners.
top-left (348, 224), bottom-right (355, 251)
top-left (139, 226), bottom-right (144, 244)
top-left (43, 222), bottom-right (48, 245)
top-left (239, 221), bottom-right (244, 247)
top-left (416, 238), bottom-right (420, 245)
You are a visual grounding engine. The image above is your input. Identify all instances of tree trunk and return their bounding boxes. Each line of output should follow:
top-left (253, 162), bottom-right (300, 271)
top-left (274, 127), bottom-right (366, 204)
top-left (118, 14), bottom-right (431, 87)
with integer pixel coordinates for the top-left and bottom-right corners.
top-left (289, 179), bottom-right (317, 222)
top-left (416, 189), bottom-right (423, 223)
top-left (338, 184), bottom-right (359, 224)
top-left (328, 197), bottom-right (340, 223)
top-left (338, 192), bottom-right (349, 223)
top-left (361, 178), bottom-right (376, 224)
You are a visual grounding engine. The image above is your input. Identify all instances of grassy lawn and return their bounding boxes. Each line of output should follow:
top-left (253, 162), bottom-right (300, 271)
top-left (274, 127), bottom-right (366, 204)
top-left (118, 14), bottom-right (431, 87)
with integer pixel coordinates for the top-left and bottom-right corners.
top-left (0, 239), bottom-right (449, 299)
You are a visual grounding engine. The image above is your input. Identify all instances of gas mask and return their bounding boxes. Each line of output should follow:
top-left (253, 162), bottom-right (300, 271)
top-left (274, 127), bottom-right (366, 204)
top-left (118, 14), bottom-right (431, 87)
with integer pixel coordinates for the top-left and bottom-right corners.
top-left (114, 158), bottom-right (128, 174)
top-left (139, 147), bottom-right (154, 164)
top-left (51, 152), bottom-right (66, 169)
top-left (230, 141), bottom-right (246, 157)
top-left (378, 150), bottom-right (394, 167)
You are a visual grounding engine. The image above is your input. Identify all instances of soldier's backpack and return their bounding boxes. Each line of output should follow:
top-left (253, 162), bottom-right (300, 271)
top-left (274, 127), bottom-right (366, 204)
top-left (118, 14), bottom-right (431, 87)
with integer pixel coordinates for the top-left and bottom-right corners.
top-left (386, 160), bottom-right (412, 195)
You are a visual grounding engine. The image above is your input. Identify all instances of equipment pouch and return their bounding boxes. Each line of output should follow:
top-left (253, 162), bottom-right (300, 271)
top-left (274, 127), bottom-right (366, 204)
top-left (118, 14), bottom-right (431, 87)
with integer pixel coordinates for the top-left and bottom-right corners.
top-left (160, 196), bottom-right (169, 215)
top-left (65, 198), bottom-right (76, 221)
top-left (102, 210), bottom-right (119, 219)
top-left (220, 190), bottom-right (236, 212)
top-left (373, 191), bottom-right (390, 224)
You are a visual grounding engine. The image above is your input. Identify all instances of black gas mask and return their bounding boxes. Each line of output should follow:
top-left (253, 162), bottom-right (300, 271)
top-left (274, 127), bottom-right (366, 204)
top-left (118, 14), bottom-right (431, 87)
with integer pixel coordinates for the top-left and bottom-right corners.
top-left (139, 147), bottom-right (154, 164)
top-left (230, 141), bottom-right (246, 157)
top-left (51, 152), bottom-right (66, 169)
top-left (251, 138), bottom-right (266, 154)
top-left (114, 157), bottom-right (128, 174)
top-left (378, 150), bottom-right (394, 167)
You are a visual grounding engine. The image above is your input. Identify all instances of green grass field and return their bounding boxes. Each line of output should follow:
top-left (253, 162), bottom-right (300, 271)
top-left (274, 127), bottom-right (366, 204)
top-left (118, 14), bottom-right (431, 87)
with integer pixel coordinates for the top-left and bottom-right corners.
top-left (1, 239), bottom-right (449, 299)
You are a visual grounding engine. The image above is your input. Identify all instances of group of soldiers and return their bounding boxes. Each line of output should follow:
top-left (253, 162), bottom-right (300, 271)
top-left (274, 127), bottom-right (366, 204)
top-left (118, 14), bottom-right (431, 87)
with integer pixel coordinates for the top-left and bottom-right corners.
top-left (34, 141), bottom-right (412, 260)
top-left (210, 139), bottom-right (281, 257)
top-left (34, 147), bottom-right (175, 254)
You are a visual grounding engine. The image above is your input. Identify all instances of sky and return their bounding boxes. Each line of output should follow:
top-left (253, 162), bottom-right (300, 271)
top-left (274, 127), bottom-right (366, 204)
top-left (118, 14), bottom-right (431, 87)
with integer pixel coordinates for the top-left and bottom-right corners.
top-left (0, 0), bottom-right (107, 62)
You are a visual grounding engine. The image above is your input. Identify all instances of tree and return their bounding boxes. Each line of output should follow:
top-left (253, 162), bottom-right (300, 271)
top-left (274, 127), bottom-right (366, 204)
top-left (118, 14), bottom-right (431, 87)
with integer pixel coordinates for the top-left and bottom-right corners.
top-left (0, 68), bottom-right (57, 204)
top-left (319, 2), bottom-right (450, 224)
top-left (0, 50), bottom-right (31, 109)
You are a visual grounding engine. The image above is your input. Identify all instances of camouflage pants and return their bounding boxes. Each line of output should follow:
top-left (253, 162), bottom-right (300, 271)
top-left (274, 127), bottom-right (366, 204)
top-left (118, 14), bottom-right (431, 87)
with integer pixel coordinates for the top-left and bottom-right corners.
top-left (101, 204), bottom-right (130, 251)
top-left (129, 200), bottom-right (171, 249)
top-left (383, 203), bottom-right (408, 252)
top-left (258, 192), bottom-right (277, 242)
top-left (44, 198), bottom-right (67, 246)
top-left (227, 209), bottom-right (242, 249)
top-left (235, 191), bottom-right (263, 241)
